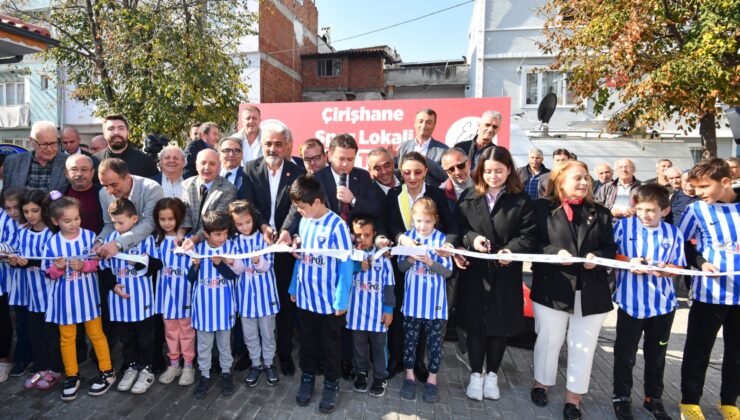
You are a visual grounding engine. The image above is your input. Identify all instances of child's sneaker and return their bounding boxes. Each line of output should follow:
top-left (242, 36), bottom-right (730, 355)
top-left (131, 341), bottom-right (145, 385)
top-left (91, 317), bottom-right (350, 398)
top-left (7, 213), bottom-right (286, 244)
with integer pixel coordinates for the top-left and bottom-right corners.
top-left (178, 367), bottom-right (195, 386)
top-left (89, 369), bottom-right (116, 396)
top-left (718, 404), bottom-right (739, 420)
top-left (117, 366), bottom-right (139, 392)
top-left (643, 398), bottom-right (671, 420)
top-left (158, 365), bottom-right (181, 384)
top-left (0, 362), bottom-right (11, 383)
top-left (10, 361), bottom-right (30, 377)
top-left (24, 371), bottom-right (44, 389)
top-left (264, 365), bottom-right (279, 386)
top-left (193, 376), bottom-right (209, 400)
top-left (353, 371), bottom-right (368, 393)
top-left (61, 376), bottom-right (80, 401)
top-left (130, 366), bottom-right (155, 394)
top-left (679, 403), bottom-right (705, 420)
top-left (296, 373), bottom-right (315, 406)
top-left (319, 379), bottom-right (340, 413)
top-left (244, 366), bottom-right (262, 387)
top-left (483, 371), bottom-right (500, 400)
top-left (220, 373), bottom-right (234, 396)
top-left (369, 378), bottom-right (387, 397)
top-left (34, 370), bottom-right (61, 390)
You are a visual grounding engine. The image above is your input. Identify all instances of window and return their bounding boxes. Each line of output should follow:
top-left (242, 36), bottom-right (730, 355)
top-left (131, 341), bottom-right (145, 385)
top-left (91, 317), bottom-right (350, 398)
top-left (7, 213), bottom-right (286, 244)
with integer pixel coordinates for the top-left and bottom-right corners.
top-left (0, 82), bottom-right (27, 106)
top-left (522, 70), bottom-right (576, 107)
top-left (41, 75), bottom-right (49, 91)
top-left (318, 59), bottom-right (342, 77)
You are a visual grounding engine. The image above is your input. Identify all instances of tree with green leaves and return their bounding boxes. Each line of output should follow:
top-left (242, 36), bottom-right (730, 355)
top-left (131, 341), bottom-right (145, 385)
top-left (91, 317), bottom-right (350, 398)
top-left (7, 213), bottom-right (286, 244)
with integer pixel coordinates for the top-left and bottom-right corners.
top-left (539, 0), bottom-right (739, 157)
top-left (4, 0), bottom-right (255, 143)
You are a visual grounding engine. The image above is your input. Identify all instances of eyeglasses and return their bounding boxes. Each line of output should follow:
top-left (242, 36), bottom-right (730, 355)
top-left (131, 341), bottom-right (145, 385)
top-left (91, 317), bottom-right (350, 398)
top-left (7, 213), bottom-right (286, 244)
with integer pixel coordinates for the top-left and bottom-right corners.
top-left (304, 155), bottom-right (324, 164)
top-left (220, 148), bottom-right (242, 155)
top-left (444, 161), bottom-right (468, 174)
top-left (68, 167), bottom-right (93, 174)
top-left (31, 137), bottom-right (58, 150)
top-left (402, 169), bottom-right (425, 177)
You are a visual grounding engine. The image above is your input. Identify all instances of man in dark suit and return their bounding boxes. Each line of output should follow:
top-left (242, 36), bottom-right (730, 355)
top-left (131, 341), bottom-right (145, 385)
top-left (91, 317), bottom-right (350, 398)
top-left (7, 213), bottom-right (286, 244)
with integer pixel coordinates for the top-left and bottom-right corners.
top-left (3, 120), bottom-right (69, 193)
top-left (397, 108), bottom-right (448, 186)
top-left (217, 137), bottom-right (248, 199)
top-left (94, 115), bottom-right (158, 178)
top-left (454, 110), bottom-right (502, 170)
top-left (183, 122), bottom-right (220, 179)
top-left (180, 148), bottom-right (237, 239)
top-left (60, 127), bottom-right (100, 166)
top-left (242, 120), bottom-right (305, 375)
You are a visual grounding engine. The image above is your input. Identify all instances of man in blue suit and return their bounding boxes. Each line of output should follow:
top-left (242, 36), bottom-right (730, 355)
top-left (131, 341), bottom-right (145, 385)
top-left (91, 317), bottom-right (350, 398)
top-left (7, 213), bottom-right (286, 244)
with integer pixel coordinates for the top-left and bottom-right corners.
top-left (396, 108), bottom-right (448, 186)
top-left (217, 137), bottom-right (247, 199)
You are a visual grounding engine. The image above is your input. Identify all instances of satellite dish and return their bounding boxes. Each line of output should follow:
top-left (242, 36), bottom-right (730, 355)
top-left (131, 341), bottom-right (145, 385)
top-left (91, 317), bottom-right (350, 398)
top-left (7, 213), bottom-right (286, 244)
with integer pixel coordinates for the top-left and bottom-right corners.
top-left (538, 93), bottom-right (558, 124)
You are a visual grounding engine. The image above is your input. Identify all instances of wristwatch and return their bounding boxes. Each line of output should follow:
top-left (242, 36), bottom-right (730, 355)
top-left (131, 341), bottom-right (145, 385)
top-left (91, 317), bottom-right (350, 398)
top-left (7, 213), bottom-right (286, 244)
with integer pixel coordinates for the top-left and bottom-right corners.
top-left (115, 240), bottom-right (123, 252)
top-left (351, 197), bottom-right (357, 207)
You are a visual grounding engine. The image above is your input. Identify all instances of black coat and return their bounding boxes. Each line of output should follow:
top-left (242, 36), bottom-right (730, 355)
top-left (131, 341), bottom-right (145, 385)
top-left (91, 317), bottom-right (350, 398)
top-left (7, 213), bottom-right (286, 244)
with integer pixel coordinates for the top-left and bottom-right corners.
top-left (530, 198), bottom-right (617, 316)
top-left (243, 158), bottom-right (305, 231)
top-left (456, 189), bottom-right (538, 337)
top-left (386, 184), bottom-right (460, 246)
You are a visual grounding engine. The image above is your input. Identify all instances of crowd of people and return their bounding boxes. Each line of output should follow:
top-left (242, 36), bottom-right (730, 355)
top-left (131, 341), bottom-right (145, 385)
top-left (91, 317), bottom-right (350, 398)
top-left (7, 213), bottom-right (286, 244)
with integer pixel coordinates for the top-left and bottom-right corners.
top-left (0, 106), bottom-right (738, 420)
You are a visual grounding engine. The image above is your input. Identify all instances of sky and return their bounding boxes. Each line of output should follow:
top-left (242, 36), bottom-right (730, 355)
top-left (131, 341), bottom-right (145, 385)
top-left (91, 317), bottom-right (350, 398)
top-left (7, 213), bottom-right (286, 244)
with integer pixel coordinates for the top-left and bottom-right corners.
top-left (315, 0), bottom-right (474, 63)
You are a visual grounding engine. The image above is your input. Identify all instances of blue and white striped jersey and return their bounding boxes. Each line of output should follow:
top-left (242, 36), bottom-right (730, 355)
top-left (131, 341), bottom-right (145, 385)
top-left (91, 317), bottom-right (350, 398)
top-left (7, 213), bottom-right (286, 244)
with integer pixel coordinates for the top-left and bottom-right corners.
top-left (154, 236), bottom-right (192, 319)
top-left (346, 252), bottom-right (394, 332)
top-left (294, 211), bottom-right (352, 315)
top-left (400, 228), bottom-right (452, 320)
top-left (14, 227), bottom-right (52, 313)
top-left (43, 229), bottom-right (101, 324)
top-left (234, 232), bottom-right (279, 318)
top-left (190, 240), bottom-right (237, 332)
top-left (679, 200), bottom-right (740, 305)
top-left (613, 217), bottom-right (686, 318)
top-left (99, 232), bottom-right (157, 322)
top-left (0, 211), bottom-right (18, 296)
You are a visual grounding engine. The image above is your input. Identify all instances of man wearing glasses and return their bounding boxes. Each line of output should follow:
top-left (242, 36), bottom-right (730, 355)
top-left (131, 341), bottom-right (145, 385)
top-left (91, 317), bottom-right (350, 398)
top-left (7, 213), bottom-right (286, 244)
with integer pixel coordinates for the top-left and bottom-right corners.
top-left (299, 138), bottom-right (327, 175)
top-left (2, 120), bottom-right (69, 193)
top-left (218, 137), bottom-right (247, 199)
top-left (454, 110), bottom-right (502, 170)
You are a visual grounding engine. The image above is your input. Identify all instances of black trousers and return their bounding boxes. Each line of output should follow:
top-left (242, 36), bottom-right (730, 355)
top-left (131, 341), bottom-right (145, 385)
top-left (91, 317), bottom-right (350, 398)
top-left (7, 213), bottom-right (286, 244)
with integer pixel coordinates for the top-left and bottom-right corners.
top-left (681, 301), bottom-right (740, 406)
top-left (613, 308), bottom-right (675, 399)
top-left (275, 254), bottom-right (297, 360)
top-left (297, 308), bottom-right (344, 382)
top-left (387, 266), bottom-right (425, 370)
top-left (0, 295), bottom-right (11, 358)
top-left (467, 333), bottom-right (507, 374)
top-left (117, 317), bottom-right (156, 369)
top-left (27, 311), bottom-right (62, 372)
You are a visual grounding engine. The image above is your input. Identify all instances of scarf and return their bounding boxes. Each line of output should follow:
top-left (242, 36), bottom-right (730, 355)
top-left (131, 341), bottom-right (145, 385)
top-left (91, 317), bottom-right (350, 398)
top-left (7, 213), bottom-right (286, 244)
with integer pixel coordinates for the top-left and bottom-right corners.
top-left (398, 184), bottom-right (412, 230)
top-left (562, 198), bottom-right (583, 222)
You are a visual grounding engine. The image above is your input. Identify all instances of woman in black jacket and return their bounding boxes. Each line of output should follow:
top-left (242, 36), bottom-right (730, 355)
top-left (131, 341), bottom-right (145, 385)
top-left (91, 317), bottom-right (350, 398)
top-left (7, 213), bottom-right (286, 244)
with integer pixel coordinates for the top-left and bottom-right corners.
top-left (529, 161), bottom-right (617, 420)
top-left (456, 146), bottom-right (538, 401)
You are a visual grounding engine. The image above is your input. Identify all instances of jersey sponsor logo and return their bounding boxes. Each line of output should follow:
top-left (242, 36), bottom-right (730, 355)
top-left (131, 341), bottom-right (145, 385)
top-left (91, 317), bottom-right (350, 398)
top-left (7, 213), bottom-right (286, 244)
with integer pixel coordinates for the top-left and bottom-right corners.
top-left (712, 241), bottom-right (740, 254)
top-left (117, 267), bottom-right (139, 277)
top-left (199, 278), bottom-right (228, 288)
top-left (302, 254), bottom-right (325, 266)
top-left (415, 265), bottom-right (435, 275)
top-left (65, 269), bottom-right (81, 281)
top-left (353, 279), bottom-right (381, 292)
top-left (164, 267), bottom-right (187, 277)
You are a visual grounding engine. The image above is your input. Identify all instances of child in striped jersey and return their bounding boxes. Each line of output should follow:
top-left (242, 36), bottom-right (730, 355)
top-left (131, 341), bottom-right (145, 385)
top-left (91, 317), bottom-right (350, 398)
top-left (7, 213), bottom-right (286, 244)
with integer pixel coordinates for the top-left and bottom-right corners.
top-left (347, 216), bottom-right (395, 397)
top-left (43, 195), bottom-right (116, 401)
top-left (229, 200), bottom-right (280, 388)
top-left (98, 198), bottom-right (163, 395)
top-left (8, 190), bottom-right (61, 390)
top-left (287, 175), bottom-right (353, 414)
top-left (188, 210), bottom-right (244, 400)
top-left (678, 158), bottom-right (740, 420)
top-left (611, 184), bottom-right (686, 419)
top-left (2, 188), bottom-right (32, 378)
top-left (0, 195), bottom-right (20, 382)
top-left (397, 197), bottom-right (452, 404)
top-left (152, 198), bottom-right (195, 386)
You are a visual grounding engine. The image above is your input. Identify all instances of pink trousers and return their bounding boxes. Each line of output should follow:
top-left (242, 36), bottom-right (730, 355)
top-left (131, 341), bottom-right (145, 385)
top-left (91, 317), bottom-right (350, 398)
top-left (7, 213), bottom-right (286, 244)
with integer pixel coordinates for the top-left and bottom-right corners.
top-left (163, 318), bottom-right (195, 364)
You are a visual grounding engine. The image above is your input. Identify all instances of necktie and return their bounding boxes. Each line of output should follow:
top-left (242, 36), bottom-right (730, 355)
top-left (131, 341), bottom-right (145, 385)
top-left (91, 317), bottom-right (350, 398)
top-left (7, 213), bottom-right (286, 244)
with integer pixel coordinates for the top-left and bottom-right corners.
top-left (224, 171), bottom-right (232, 181)
top-left (199, 184), bottom-right (208, 211)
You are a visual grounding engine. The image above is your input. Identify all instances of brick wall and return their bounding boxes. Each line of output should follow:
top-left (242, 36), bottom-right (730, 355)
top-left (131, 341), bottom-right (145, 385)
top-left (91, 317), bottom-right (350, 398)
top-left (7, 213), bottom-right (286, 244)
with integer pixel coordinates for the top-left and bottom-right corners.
top-left (259, 0), bottom-right (318, 103)
top-left (302, 55), bottom-right (385, 92)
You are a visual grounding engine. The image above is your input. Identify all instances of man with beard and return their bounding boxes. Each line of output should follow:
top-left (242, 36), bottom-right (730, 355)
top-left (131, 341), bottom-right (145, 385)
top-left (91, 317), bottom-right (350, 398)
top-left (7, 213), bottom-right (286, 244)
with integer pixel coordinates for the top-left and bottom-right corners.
top-left (455, 110), bottom-right (502, 170)
top-left (94, 115), bottom-right (158, 178)
top-left (242, 120), bottom-right (305, 375)
top-left (299, 138), bottom-right (328, 175)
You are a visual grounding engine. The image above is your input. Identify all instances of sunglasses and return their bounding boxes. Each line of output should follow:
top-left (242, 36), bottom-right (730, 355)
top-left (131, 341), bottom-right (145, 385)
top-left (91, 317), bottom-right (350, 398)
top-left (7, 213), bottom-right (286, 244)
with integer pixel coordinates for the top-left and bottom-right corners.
top-left (444, 162), bottom-right (467, 174)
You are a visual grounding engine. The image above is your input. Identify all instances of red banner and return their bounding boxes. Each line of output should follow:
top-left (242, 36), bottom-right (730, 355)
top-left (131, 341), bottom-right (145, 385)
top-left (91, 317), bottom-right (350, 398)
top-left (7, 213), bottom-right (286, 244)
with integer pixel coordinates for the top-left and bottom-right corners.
top-left (241, 97), bottom-right (511, 164)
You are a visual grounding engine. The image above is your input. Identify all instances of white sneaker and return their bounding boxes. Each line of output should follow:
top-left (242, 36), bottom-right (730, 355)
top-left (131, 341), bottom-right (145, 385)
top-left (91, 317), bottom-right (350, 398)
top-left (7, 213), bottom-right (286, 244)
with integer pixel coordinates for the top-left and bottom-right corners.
top-left (0, 362), bottom-right (11, 383)
top-left (483, 371), bottom-right (500, 400)
top-left (158, 365), bottom-right (182, 384)
top-left (178, 367), bottom-right (195, 386)
top-left (130, 367), bottom-right (154, 394)
top-left (117, 367), bottom-right (139, 392)
top-left (466, 372), bottom-right (484, 401)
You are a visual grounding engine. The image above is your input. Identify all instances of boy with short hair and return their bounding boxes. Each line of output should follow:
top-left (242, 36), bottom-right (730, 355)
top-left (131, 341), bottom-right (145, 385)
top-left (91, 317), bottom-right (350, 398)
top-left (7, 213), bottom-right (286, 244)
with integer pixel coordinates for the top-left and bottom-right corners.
top-left (288, 175), bottom-right (353, 413)
top-left (187, 210), bottom-right (244, 400)
top-left (347, 216), bottom-right (395, 397)
top-left (678, 158), bottom-right (740, 420)
top-left (99, 198), bottom-right (162, 395)
top-left (611, 184), bottom-right (686, 420)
